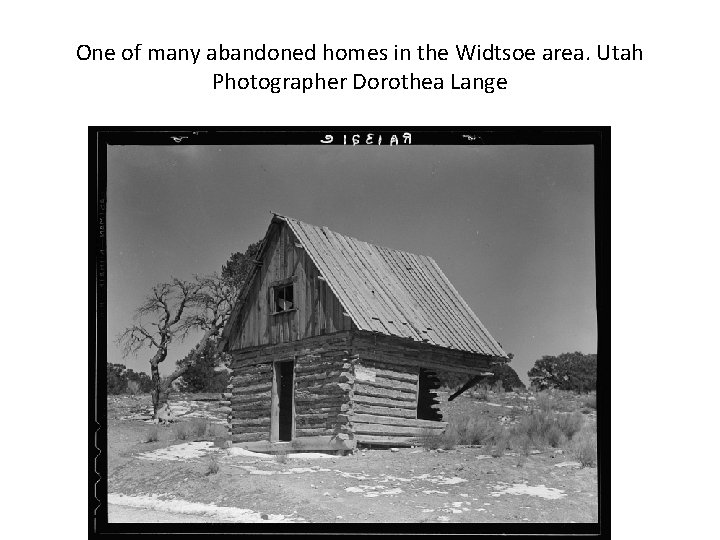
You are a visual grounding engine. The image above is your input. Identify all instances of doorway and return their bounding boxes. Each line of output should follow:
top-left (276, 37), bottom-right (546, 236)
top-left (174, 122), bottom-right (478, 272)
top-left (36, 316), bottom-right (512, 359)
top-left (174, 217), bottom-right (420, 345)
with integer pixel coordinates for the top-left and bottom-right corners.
top-left (272, 361), bottom-right (295, 441)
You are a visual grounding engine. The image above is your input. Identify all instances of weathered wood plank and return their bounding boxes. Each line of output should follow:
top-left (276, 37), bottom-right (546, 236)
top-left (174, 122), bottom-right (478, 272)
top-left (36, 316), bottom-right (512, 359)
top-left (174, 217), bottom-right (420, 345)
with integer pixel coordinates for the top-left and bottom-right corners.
top-left (353, 403), bottom-right (417, 418)
top-left (233, 435), bottom-right (356, 454)
top-left (233, 392), bottom-right (272, 403)
top-left (295, 427), bottom-right (333, 437)
top-left (232, 410), bottom-right (272, 419)
top-left (352, 394), bottom-right (417, 409)
top-left (355, 435), bottom-right (425, 447)
top-left (232, 400), bottom-right (272, 410)
top-left (294, 361), bottom-right (352, 374)
top-left (348, 414), bottom-right (447, 429)
top-left (354, 384), bottom-right (416, 401)
top-left (232, 382), bottom-right (273, 394)
top-left (232, 418), bottom-right (272, 427)
top-left (353, 376), bottom-right (417, 393)
top-left (352, 422), bottom-right (439, 437)
top-left (355, 361), bottom-right (419, 383)
top-left (294, 371), bottom-right (353, 384)
top-left (232, 432), bottom-right (270, 442)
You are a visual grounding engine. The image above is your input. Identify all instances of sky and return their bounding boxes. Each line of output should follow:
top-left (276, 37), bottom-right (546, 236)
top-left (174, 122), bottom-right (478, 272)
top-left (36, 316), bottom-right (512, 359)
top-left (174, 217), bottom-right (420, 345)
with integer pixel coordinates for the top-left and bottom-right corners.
top-left (106, 143), bottom-right (596, 384)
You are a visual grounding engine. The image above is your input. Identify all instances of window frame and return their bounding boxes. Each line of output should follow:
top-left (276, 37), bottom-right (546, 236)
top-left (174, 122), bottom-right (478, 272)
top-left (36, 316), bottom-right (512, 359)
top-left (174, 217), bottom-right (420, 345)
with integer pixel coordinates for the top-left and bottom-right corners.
top-left (270, 277), bottom-right (297, 315)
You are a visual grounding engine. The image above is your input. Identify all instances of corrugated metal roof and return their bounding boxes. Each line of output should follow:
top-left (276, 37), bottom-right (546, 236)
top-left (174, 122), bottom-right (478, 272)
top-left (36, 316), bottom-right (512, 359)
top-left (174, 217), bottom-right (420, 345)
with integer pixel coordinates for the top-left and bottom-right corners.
top-left (279, 215), bottom-right (507, 358)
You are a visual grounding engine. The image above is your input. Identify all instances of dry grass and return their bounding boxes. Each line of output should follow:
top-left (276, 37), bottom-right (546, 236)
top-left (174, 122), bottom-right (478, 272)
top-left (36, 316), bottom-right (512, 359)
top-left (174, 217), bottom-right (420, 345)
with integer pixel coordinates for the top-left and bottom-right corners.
top-left (188, 418), bottom-right (209, 439)
top-left (205, 455), bottom-right (220, 475)
top-left (275, 450), bottom-right (288, 464)
top-left (582, 393), bottom-right (597, 410)
top-left (173, 422), bottom-right (190, 440)
top-left (143, 425), bottom-right (159, 443)
top-left (571, 428), bottom-right (597, 467)
top-left (556, 412), bottom-right (584, 439)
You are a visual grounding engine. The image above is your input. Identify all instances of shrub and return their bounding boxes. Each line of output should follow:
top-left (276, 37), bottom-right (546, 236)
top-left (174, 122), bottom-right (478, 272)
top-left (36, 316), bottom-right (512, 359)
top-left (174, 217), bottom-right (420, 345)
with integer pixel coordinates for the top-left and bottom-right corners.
top-left (144, 426), bottom-right (159, 443)
top-left (189, 418), bottom-right (209, 439)
top-left (419, 428), bottom-right (457, 450)
top-left (492, 379), bottom-right (505, 394)
top-left (583, 393), bottom-right (597, 410)
top-left (490, 431), bottom-right (509, 457)
top-left (571, 430), bottom-right (597, 467)
top-left (556, 412), bottom-right (584, 440)
top-left (474, 384), bottom-right (490, 402)
top-left (535, 391), bottom-right (554, 414)
top-left (546, 424), bottom-right (564, 448)
top-left (174, 422), bottom-right (190, 440)
top-left (206, 455), bottom-right (220, 475)
top-left (514, 433), bottom-right (533, 456)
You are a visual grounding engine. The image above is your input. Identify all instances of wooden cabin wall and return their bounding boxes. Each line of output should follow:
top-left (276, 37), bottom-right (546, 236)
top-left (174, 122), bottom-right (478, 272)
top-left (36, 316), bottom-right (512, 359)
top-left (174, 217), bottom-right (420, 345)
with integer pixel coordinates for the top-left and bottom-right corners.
top-left (229, 332), bottom-right (354, 444)
top-left (349, 358), bottom-right (446, 446)
top-left (294, 350), bottom-right (354, 439)
top-left (230, 363), bottom-right (273, 443)
top-left (228, 223), bottom-right (352, 350)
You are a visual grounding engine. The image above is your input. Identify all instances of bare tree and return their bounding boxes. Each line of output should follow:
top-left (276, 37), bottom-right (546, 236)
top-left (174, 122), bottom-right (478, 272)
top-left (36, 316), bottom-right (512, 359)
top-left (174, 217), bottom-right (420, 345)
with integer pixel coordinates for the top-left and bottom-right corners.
top-left (116, 274), bottom-right (238, 417)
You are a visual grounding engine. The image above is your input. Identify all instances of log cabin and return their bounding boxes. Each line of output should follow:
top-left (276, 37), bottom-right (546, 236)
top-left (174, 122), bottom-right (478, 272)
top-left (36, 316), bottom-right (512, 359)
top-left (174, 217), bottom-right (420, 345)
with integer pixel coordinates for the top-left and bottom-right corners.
top-left (218, 214), bottom-right (508, 453)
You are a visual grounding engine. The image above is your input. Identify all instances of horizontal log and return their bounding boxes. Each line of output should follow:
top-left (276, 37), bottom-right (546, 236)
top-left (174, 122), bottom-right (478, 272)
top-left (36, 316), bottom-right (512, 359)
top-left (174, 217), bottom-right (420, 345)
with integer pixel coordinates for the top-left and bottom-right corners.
top-left (354, 376), bottom-right (417, 393)
top-left (294, 381), bottom-right (351, 393)
top-left (356, 361), bottom-right (420, 383)
top-left (231, 366), bottom-right (272, 378)
top-left (232, 399), bottom-right (272, 410)
top-left (352, 394), bottom-right (416, 409)
top-left (233, 435), bottom-right (356, 454)
top-left (353, 403), bottom-right (417, 418)
top-left (295, 392), bottom-right (350, 407)
top-left (232, 432), bottom-right (270, 443)
top-left (294, 360), bottom-right (351, 371)
top-left (232, 418), bottom-right (271, 427)
top-left (219, 400), bottom-right (231, 407)
top-left (355, 435), bottom-right (423, 447)
top-left (294, 371), bottom-right (353, 384)
top-left (217, 407), bottom-right (232, 414)
top-left (295, 427), bottom-right (333, 437)
top-left (232, 410), bottom-right (271, 419)
top-left (295, 404), bottom-right (350, 415)
top-left (222, 393), bottom-right (233, 399)
top-left (354, 384), bottom-right (416, 401)
top-left (233, 392), bottom-right (271, 403)
top-left (348, 413), bottom-right (447, 429)
top-left (233, 382), bottom-right (272, 395)
top-left (352, 422), bottom-right (441, 437)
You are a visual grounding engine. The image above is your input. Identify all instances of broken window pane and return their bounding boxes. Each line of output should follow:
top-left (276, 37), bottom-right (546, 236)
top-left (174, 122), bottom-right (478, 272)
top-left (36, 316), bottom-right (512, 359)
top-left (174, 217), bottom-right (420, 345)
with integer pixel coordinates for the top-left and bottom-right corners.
top-left (274, 284), bottom-right (294, 312)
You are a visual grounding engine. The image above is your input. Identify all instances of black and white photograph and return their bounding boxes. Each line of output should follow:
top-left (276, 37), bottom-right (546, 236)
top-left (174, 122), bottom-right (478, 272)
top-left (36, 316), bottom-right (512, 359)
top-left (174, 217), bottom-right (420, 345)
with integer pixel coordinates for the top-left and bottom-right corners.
top-left (93, 127), bottom-right (607, 534)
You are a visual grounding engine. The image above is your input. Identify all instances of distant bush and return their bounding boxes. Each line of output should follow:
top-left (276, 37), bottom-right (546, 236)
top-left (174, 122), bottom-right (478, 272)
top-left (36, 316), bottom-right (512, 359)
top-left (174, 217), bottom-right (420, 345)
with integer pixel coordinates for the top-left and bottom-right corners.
top-left (175, 339), bottom-right (230, 393)
top-left (107, 362), bottom-right (153, 394)
top-left (528, 352), bottom-right (596, 392)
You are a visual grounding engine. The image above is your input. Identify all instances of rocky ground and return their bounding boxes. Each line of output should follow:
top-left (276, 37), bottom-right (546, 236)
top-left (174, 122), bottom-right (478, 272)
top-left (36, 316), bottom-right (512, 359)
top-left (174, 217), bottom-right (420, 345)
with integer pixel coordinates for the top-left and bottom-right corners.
top-left (103, 390), bottom-right (598, 523)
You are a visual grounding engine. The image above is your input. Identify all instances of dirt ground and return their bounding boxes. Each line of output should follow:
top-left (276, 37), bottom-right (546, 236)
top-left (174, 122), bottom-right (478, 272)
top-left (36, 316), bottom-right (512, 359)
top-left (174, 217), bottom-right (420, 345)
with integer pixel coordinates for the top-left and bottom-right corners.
top-left (104, 390), bottom-right (598, 523)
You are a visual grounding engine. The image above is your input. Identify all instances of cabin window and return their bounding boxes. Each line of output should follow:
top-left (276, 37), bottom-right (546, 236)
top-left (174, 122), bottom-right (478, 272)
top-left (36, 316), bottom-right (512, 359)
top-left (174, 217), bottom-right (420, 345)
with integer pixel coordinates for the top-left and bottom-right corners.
top-left (272, 283), bottom-right (294, 313)
top-left (417, 368), bottom-right (443, 421)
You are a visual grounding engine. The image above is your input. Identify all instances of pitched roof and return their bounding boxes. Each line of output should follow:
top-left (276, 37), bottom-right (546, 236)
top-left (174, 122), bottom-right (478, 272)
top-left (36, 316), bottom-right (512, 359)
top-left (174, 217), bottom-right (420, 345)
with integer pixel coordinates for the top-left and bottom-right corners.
top-left (265, 215), bottom-right (507, 358)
